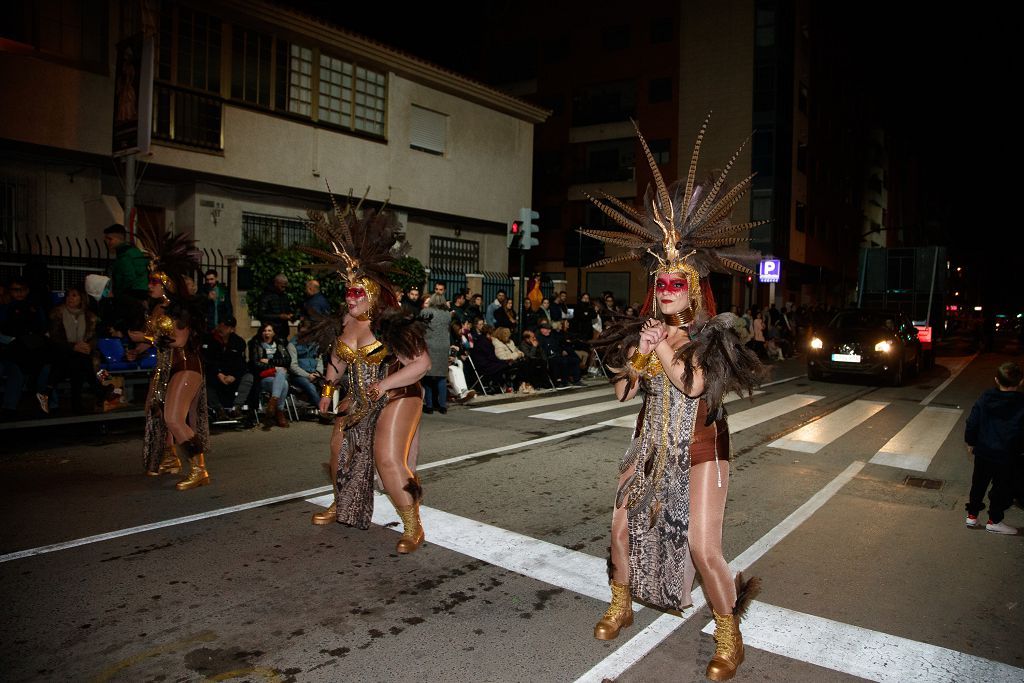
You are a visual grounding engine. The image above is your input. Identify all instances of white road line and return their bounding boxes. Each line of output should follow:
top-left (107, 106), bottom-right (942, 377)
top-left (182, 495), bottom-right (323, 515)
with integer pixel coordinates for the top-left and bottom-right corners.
top-left (0, 485), bottom-right (334, 564)
top-left (870, 406), bottom-right (963, 472)
top-left (530, 396), bottom-right (641, 421)
top-left (471, 388), bottom-right (611, 413)
top-left (575, 461), bottom-right (866, 683)
top-left (769, 400), bottom-right (889, 453)
top-left (417, 425), bottom-right (607, 470)
top-left (1, 423), bottom-right (614, 563)
top-left (921, 354), bottom-right (976, 406)
top-left (727, 394), bottom-right (823, 433)
top-left (759, 374), bottom-right (802, 388)
top-left (700, 601), bottom-right (1024, 683)
top-left (596, 391), bottom-right (766, 430)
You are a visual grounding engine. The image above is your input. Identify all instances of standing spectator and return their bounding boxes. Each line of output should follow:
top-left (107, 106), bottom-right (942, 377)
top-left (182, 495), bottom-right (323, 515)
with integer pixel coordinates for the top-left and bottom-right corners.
top-left (451, 292), bottom-right (469, 325)
top-left (288, 319), bottom-right (324, 409)
top-left (569, 292), bottom-right (597, 339)
top-left (495, 298), bottom-right (518, 334)
top-left (103, 224), bottom-right (149, 300)
top-left (201, 316), bottom-right (253, 419)
top-left (537, 320), bottom-right (582, 386)
top-left (0, 276), bottom-right (48, 418)
top-left (465, 293), bottom-right (484, 323)
top-left (432, 281), bottom-right (447, 301)
top-left (248, 322), bottom-right (291, 429)
top-left (602, 293), bottom-right (619, 313)
top-left (303, 279), bottom-right (331, 320)
top-left (537, 297), bottom-right (554, 328)
top-left (964, 362), bottom-right (1024, 534)
top-left (550, 291), bottom-right (569, 322)
top-left (421, 293), bottom-right (451, 413)
top-left (750, 310), bottom-right (767, 359)
top-left (522, 298), bottom-right (539, 332)
top-left (259, 274), bottom-right (294, 341)
top-left (485, 290), bottom-right (507, 326)
top-left (199, 269), bottom-right (232, 331)
top-left (401, 285), bottom-right (421, 315)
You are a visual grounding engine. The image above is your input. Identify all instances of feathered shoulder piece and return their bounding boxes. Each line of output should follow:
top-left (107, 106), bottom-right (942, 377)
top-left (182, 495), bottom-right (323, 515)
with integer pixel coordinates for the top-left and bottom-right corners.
top-left (299, 309), bottom-right (346, 354)
top-left (674, 313), bottom-right (767, 426)
top-left (299, 184), bottom-right (409, 309)
top-left (375, 310), bottom-right (428, 361)
top-left (134, 220), bottom-right (202, 297)
top-left (590, 313), bottom-right (646, 371)
top-left (579, 115), bottom-right (765, 280)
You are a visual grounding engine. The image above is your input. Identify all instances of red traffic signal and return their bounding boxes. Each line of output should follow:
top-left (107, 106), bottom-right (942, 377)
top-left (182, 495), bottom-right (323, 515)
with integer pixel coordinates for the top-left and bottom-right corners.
top-left (512, 221), bottom-right (522, 234)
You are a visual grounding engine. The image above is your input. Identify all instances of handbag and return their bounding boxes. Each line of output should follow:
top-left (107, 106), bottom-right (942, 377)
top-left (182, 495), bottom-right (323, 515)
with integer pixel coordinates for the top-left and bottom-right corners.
top-left (260, 368), bottom-right (277, 379)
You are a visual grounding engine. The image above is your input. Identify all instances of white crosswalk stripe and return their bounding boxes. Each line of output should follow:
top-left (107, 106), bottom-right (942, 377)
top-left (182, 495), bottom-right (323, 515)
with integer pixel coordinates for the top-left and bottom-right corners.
top-left (470, 388), bottom-right (610, 413)
top-left (768, 399), bottom-right (889, 453)
top-left (870, 406), bottom-right (963, 472)
top-left (530, 396), bottom-right (641, 421)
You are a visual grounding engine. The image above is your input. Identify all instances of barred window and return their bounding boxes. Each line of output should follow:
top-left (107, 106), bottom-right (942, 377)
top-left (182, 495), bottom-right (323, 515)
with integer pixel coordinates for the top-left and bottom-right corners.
top-left (242, 212), bottom-right (309, 249)
top-left (318, 54), bottom-right (353, 127)
top-left (429, 236), bottom-right (479, 274)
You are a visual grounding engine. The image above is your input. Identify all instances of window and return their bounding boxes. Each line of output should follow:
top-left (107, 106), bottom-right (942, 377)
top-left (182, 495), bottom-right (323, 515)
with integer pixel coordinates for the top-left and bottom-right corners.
top-left (650, 18), bottom-right (673, 44)
top-left (797, 142), bottom-right (807, 173)
top-left (318, 53), bottom-right (352, 127)
top-left (571, 80), bottom-right (636, 127)
top-left (410, 105), bottom-right (447, 155)
top-left (648, 77), bottom-right (672, 104)
top-left (231, 28), bottom-right (273, 106)
top-left (242, 212), bottom-right (310, 249)
top-left (429, 236), bottom-right (479, 274)
top-left (795, 201), bottom-right (806, 232)
top-left (575, 138), bottom-right (635, 184)
top-left (354, 66), bottom-right (386, 135)
top-left (756, 8), bottom-right (775, 48)
top-left (751, 189), bottom-right (772, 222)
top-left (648, 139), bottom-right (670, 165)
top-left (274, 42), bottom-right (312, 116)
top-left (1, 0), bottom-right (106, 67)
top-left (173, 6), bottom-right (221, 93)
top-left (0, 177), bottom-right (32, 250)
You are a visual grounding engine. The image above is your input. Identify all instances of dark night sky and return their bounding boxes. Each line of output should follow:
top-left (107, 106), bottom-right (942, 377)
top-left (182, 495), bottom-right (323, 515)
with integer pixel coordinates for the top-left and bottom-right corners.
top-left (277, 2), bottom-right (1015, 308)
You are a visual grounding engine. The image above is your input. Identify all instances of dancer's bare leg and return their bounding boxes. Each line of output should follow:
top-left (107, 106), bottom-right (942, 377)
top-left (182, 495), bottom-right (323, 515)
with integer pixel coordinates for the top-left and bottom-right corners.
top-left (407, 430), bottom-right (420, 472)
top-left (608, 464), bottom-right (635, 584)
top-left (163, 371), bottom-right (201, 445)
top-left (688, 460), bottom-right (735, 614)
top-left (374, 396), bottom-right (421, 505)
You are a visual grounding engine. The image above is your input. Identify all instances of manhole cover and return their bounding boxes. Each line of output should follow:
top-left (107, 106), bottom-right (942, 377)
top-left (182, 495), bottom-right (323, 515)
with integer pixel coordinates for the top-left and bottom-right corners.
top-left (904, 476), bottom-right (943, 490)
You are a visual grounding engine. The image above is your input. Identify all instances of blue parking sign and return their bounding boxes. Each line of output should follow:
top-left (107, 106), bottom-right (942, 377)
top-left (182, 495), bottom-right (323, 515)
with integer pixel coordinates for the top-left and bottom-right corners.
top-left (759, 259), bottom-right (781, 283)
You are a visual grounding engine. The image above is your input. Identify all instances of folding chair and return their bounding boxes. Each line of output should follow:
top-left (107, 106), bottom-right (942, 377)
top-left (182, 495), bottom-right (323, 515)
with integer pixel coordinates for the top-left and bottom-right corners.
top-left (590, 345), bottom-right (612, 379)
top-left (462, 353), bottom-right (489, 396)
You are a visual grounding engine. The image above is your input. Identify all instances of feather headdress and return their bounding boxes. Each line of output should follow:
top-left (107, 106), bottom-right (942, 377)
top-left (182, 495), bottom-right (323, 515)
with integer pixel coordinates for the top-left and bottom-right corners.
top-left (134, 220), bottom-right (202, 297)
top-left (299, 183), bottom-right (409, 313)
top-left (579, 115), bottom-right (765, 317)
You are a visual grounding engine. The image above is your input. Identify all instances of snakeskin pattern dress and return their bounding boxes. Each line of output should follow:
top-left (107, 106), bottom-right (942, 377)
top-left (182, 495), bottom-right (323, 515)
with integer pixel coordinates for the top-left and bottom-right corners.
top-left (616, 354), bottom-right (700, 612)
top-left (333, 339), bottom-right (394, 529)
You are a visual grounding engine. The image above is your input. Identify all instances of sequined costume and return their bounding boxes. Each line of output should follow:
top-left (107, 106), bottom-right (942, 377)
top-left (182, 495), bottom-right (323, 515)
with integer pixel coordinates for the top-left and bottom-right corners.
top-left (333, 339), bottom-right (423, 528)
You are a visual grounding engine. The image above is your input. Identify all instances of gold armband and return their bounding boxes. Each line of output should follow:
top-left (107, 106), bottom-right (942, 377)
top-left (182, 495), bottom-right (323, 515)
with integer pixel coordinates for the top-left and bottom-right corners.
top-left (320, 384), bottom-right (335, 399)
top-left (628, 350), bottom-right (652, 372)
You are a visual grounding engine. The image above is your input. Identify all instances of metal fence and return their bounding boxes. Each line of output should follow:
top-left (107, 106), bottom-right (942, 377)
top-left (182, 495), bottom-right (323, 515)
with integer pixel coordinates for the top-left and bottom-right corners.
top-left (427, 269), bottom-right (468, 299)
top-left (480, 271), bottom-right (514, 309)
top-left (241, 212), bottom-right (311, 249)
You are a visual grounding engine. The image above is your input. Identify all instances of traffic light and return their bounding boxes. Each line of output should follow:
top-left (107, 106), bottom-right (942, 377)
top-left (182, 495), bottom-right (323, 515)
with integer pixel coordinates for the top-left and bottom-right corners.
top-left (746, 274), bottom-right (753, 287)
top-left (518, 207), bottom-right (540, 250)
top-left (507, 219), bottom-right (523, 248)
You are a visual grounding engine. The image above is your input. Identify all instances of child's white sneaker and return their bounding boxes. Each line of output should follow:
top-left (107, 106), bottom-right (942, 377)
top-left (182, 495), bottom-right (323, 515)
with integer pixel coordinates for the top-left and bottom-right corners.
top-left (965, 514), bottom-right (979, 528)
top-left (985, 520), bottom-right (1018, 535)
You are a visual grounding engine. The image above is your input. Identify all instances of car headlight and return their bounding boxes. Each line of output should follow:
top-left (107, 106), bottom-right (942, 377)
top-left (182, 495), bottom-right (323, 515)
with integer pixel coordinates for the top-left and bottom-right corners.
top-left (810, 337), bottom-right (823, 349)
top-left (874, 341), bottom-right (892, 353)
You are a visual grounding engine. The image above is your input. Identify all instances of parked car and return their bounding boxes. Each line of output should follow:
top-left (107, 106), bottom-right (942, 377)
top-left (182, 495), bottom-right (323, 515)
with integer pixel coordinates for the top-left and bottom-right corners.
top-left (807, 309), bottom-right (923, 385)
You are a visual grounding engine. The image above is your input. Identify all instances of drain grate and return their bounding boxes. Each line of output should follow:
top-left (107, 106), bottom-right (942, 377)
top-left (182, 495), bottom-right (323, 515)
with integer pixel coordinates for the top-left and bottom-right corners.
top-left (904, 476), bottom-right (944, 490)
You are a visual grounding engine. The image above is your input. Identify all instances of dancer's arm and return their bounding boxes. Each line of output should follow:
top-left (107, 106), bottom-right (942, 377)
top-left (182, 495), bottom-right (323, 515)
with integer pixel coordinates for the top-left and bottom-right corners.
top-left (318, 347), bottom-right (347, 413)
top-left (374, 351), bottom-right (430, 394)
top-left (655, 335), bottom-right (705, 397)
top-left (612, 345), bottom-right (642, 402)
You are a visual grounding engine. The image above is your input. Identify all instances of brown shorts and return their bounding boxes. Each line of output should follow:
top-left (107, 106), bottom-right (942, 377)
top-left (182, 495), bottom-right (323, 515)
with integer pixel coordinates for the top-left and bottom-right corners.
top-left (690, 399), bottom-right (730, 465)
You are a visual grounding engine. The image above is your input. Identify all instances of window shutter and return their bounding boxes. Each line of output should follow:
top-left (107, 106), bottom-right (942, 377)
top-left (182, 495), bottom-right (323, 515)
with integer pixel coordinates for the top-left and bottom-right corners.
top-left (410, 105), bottom-right (446, 155)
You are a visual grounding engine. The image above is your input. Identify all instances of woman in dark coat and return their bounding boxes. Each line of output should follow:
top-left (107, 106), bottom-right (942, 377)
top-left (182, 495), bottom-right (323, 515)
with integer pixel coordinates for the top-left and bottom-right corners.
top-left (421, 294), bottom-right (451, 413)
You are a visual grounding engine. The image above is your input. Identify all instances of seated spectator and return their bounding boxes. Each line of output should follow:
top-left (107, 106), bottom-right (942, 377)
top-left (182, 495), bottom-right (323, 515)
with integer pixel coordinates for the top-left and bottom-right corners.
top-left (446, 347), bottom-right (476, 404)
top-left (537, 320), bottom-right (582, 387)
top-left (201, 316), bottom-right (253, 419)
top-left (288, 320), bottom-right (324, 407)
top-left (494, 299), bottom-right (518, 334)
top-left (468, 324), bottom-right (512, 390)
top-left (37, 287), bottom-right (108, 414)
top-left (302, 279), bottom-right (331, 320)
top-left (492, 326), bottom-right (533, 393)
top-left (248, 322), bottom-right (291, 429)
top-left (465, 294), bottom-right (484, 323)
top-left (519, 328), bottom-right (551, 389)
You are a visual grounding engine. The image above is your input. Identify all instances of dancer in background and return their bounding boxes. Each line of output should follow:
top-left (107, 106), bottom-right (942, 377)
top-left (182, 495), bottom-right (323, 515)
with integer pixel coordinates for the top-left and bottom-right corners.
top-left (582, 118), bottom-right (765, 681)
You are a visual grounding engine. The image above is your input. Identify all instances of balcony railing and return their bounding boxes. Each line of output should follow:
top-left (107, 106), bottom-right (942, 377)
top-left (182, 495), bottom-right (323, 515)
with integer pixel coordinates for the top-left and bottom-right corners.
top-left (153, 83), bottom-right (223, 152)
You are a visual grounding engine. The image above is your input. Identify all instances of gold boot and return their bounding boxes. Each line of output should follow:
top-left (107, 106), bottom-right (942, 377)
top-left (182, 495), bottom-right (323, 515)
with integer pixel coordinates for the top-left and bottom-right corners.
top-left (706, 573), bottom-right (761, 681)
top-left (393, 503), bottom-right (424, 553)
top-left (705, 610), bottom-right (743, 681)
top-left (175, 442), bottom-right (210, 491)
top-left (594, 581), bottom-right (633, 640)
top-left (311, 502), bottom-right (337, 525)
top-left (159, 447), bottom-right (182, 474)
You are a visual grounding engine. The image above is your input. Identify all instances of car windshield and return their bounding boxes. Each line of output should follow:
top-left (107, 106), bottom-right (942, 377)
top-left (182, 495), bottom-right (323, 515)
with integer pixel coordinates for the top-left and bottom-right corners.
top-left (829, 311), bottom-right (896, 330)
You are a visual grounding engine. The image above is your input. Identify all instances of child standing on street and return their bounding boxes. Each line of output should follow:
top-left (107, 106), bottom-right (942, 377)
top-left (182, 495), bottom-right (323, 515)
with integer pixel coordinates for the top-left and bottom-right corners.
top-left (965, 361), bottom-right (1024, 534)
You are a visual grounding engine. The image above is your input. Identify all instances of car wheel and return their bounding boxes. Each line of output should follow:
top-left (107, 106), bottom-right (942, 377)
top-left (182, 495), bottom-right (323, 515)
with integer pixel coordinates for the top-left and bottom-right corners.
top-left (890, 359), bottom-right (904, 386)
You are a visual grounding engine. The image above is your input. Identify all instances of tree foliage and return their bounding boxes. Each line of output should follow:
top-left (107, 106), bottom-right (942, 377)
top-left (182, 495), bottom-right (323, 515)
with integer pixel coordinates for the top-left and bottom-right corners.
top-left (240, 239), bottom-right (346, 316)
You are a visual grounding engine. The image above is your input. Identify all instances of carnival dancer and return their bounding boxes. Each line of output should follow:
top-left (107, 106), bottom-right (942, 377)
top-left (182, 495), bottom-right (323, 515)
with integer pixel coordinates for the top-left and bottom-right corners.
top-left (128, 224), bottom-right (210, 490)
top-left (303, 191), bottom-right (431, 554)
top-left (582, 118), bottom-right (765, 681)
